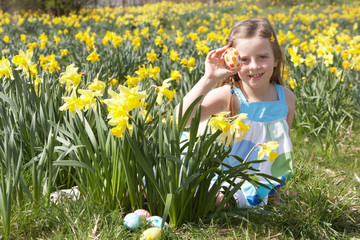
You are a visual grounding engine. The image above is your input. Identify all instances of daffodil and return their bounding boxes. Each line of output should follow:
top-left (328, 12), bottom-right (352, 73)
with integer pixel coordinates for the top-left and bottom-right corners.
top-left (195, 40), bottom-right (210, 55)
top-left (0, 56), bottom-right (14, 80)
top-left (29, 64), bottom-right (38, 80)
top-left (230, 113), bottom-right (250, 136)
top-left (257, 141), bottom-right (279, 161)
top-left (112, 35), bottom-right (124, 48)
top-left (118, 85), bottom-right (147, 110)
top-left (219, 113), bottom-right (250, 146)
top-left (12, 49), bottom-right (33, 77)
top-left (169, 50), bottom-right (179, 61)
top-left (132, 36), bottom-right (141, 49)
top-left (86, 49), bottom-right (99, 64)
top-left (59, 89), bottom-right (81, 114)
top-left (125, 75), bottom-right (138, 88)
top-left (59, 64), bottom-right (82, 90)
top-left (88, 78), bottom-right (106, 93)
top-left (208, 112), bottom-right (231, 133)
top-left (39, 33), bottom-right (48, 49)
top-left (108, 78), bottom-right (118, 86)
top-left (288, 78), bottom-right (299, 89)
top-left (135, 65), bottom-right (149, 81)
top-left (170, 70), bottom-right (181, 82)
top-left (3, 35), bottom-right (10, 43)
top-left (110, 116), bottom-right (133, 138)
top-left (27, 42), bottom-right (37, 50)
top-left (146, 49), bottom-right (158, 63)
top-left (20, 34), bottom-right (27, 44)
top-left (47, 55), bottom-right (60, 73)
top-left (77, 88), bottom-right (102, 111)
top-left (156, 79), bottom-right (175, 104)
top-left (141, 108), bottom-right (153, 123)
top-left (155, 36), bottom-right (163, 47)
top-left (60, 49), bottom-right (69, 56)
top-left (304, 54), bottom-right (317, 67)
top-left (149, 65), bottom-right (160, 79)
top-left (32, 75), bottom-right (42, 95)
top-left (53, 35), bottom-right (60, 45)
top-left (180, 57), bottom-right (196, 73)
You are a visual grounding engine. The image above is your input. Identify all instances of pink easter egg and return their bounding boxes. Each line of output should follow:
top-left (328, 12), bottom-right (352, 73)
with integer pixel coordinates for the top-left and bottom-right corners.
top-left (223, 47), bottom-right (241, 70)
top-left (134, 209), bottom-right (151, 219)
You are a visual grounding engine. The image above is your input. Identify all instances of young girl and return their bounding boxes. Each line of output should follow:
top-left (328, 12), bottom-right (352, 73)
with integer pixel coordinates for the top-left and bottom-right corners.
top-left (180, 18), bottom-right (295, 207)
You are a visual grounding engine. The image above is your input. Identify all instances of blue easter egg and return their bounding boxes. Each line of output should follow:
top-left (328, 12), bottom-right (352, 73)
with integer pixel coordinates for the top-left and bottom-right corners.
top-left (147, 216), bottom-right (168, 228)
top-left (124, 213), bottom-right (141, 230)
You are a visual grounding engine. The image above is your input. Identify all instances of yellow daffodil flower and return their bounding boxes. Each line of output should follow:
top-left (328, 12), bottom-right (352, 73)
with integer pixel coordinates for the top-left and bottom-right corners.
top-left (135, 65), bottom-right (149, 81)
top-left (59, 64), bottom-right (82, 90)
top-left (88, 78), bottom-right (106, 93)
top-left (149, 65), bottom-right (160, 79)
top-left (132, 36), bottom-right (141, 49)
top-left (125, 75), bottom-right (138, 88)
top-left (39, 33), bottom-right (48, 49)
top-left (59, 89), bottom-right (80, 114)
top-left (208, 112), bottom-right (231, 134)
top-left (86, 49), bottom-right (99, 64)
top-left (257, 141), bottom-right (279, 161)
top-left (170, 70), bottom-right (181, 82)
top-left (29, 64), bottom-right (38, 79)
top-left (32, 76), bottom-right (42, 95)
top-left (20, 34), bottom-right (27, 44)
top-left (60, 49), bottom-right (69, 56)
top-left (146, 49), bottom-right (158, 63)
top-left (0, 56), bottom-right (14, 80)
top-left (156, 79), bottom-right (175, 105)
top-left (180, 57), bottom-right (196, 73)
top-left (77, 88), bottom-right (103, 111)
top-left (169, 50), bottom-right (179, 61)
top-left (12, 49), bottom-right (33, 77)
top-left (155, 36), bottom-right (163, 47)
top-left (3, 35), bottom-right (10, 43)
top-left (110, 116), bottom-right (132, 138)
top-left (108, 78), bottom-right (118, 86)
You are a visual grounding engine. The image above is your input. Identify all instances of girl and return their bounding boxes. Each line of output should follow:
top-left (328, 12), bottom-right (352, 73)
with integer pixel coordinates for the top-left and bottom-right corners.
top-left (179, 18), bottom-right (295, 207)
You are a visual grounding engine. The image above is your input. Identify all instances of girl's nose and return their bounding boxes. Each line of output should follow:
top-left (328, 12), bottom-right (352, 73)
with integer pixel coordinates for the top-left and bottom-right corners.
top-left (249, 59), bottom-right (260, 70)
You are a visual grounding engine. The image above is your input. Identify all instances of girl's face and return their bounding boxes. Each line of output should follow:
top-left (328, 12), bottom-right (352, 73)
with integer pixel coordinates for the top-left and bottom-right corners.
top-left (234, 36), bottom-right (278, 90)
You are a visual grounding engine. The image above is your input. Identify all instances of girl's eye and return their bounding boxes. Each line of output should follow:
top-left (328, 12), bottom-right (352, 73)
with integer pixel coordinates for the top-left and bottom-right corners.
top-left (259, 56), bottom-right (267, 59)
top-left (241, 58), bottom-right (248, 62)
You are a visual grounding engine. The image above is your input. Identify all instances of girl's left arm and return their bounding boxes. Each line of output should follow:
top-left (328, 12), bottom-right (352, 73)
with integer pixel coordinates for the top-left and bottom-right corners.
top-left (284, 87), bottom-right (295, 132)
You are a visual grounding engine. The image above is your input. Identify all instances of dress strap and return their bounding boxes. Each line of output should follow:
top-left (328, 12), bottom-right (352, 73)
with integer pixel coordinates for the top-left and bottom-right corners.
top-left (233, 87), bottom-right (247, 103)
top-left (275, 84), bottom-right (285, 102)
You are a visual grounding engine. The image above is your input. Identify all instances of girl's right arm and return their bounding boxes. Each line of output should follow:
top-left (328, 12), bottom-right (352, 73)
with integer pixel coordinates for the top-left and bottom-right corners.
top-left (177, 46), bottom-right (237, 126)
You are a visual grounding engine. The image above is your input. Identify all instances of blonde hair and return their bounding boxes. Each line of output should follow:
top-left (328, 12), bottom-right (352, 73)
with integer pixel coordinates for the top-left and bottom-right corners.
top-left (216, 18), bottom-right (286, 116)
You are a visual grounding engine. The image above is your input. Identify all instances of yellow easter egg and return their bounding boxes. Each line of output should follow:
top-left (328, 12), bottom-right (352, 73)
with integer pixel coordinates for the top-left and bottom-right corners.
top-left (140, 227), bottom-right (162, 240)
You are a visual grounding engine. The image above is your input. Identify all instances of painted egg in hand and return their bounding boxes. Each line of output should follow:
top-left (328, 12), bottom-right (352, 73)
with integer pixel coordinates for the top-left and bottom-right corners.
top-left (223, 47), bottom-right (241, 70)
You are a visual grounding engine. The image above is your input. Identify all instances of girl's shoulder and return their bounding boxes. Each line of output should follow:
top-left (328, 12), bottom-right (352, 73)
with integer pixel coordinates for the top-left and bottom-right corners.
top-left (281, 86), bottom-right (295, 128)
top-left (202, 85), bottom-right (232, 113)
top-left (282, 86), bottom-right (295, 106)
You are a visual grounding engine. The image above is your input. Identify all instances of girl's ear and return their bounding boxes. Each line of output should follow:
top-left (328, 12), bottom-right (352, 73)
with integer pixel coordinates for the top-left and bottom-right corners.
top-left (274, 58), bottom-right (278, 68)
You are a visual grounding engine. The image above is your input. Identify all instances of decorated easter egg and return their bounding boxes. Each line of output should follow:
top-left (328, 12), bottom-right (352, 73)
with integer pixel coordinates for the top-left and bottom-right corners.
top-left (123, 213), bottom-right (141, 230)
top-left (147, 216), bottom-right (168, 228)
top-left (223, 47), bottom-right (241, 70)
top-left (140, 227), bottom-right (162, 240)
top-left (134, 209), bottom-right (151, 219)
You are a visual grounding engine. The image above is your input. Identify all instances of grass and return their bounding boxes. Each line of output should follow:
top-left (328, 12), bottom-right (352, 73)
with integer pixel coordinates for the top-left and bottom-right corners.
top-left (4, 126), bottom-right (359, 239)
